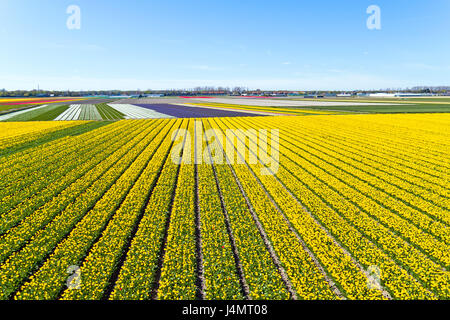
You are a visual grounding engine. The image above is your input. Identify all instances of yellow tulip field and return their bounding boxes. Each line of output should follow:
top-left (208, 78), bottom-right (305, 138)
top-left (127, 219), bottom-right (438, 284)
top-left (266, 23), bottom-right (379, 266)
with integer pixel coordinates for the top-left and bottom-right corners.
top-left (0, 113), bottom-right (448, 300)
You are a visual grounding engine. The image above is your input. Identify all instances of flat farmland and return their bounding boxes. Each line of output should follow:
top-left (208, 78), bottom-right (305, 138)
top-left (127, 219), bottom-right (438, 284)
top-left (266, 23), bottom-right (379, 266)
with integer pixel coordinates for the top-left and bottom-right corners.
top-left (192, 97), bottom-right (403, 107)
top-left (0, 97), bottom-right (88, 107)
top-left (279, 96), bottom-right (450, 113)
top-left (134, 103), bottom-right (265, 117)
top-left (5, 96), bottom-right (446, 122)
top-left (0, 113), bottom-right (448, 300)
top-left (2, 101), bottom-right (275, 121)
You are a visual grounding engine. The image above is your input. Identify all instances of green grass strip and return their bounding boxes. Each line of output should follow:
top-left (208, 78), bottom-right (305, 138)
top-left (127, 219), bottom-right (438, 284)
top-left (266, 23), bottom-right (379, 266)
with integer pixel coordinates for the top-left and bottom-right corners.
top-left (30, 105), bottom-right (69, 121)
top-left (0, 105), bottom-right (36, 113)
top-left (96, 103), bottom-right (125, 120)
top-left (97, 106), bottom-right (109, 120)
top-left (11, 105), bottom-right (70, 121)
top-left (99, 103), bottom-right (123, 120)
top-left (97, 104), bottom-right (115, 120)
top-left (6, 105), bottom-right (67, 122)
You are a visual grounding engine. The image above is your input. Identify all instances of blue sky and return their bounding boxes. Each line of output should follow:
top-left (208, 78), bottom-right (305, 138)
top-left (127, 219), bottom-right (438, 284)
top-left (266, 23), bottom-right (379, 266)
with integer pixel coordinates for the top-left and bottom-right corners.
top-left (0, 0), bottom-right (449, 90)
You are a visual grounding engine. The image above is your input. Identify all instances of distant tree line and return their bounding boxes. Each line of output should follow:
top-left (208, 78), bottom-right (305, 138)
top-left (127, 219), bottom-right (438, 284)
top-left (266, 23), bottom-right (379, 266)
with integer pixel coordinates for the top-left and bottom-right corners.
top-left (0, 86), bottom-right (448, 98)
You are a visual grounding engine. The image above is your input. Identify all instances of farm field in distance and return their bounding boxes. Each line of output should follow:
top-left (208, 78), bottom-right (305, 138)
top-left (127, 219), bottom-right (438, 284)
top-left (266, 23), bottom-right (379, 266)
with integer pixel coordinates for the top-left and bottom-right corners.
top-left (2, 95), bottom-right (450, 122)
top-left (279, 96), bottom-right (450, 113)
top-left (0, 103), bottom-right (448, 300)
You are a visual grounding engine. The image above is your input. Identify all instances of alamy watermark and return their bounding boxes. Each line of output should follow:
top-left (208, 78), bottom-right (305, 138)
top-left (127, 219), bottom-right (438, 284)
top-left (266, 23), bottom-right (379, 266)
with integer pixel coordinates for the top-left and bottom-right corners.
top-left (366, 265), bottom-right (382, 291)
top-left (171, 121), bottom-right (279, 175)
top-left (65, 5), bottom-right (381, 31)
top-left (367, 5), bottom-right (381, 30)
top-left (66, 265), bottom-right (82, 290)
top-left (66, 5), bottom-right (81, 30)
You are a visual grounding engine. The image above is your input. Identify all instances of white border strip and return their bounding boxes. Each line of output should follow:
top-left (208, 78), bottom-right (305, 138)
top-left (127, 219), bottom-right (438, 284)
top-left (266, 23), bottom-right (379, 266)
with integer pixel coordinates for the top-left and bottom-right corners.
top-left (107, 104), bottom-right (173, 119)
top-left (54, 104), bottom-right (82, 121)
top-left (0, 105), bottom-right (49, 121)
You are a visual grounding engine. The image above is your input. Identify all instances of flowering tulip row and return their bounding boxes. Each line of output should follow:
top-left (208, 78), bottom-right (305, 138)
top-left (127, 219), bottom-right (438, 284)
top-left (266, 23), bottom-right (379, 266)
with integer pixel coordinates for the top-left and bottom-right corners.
top-left (268, 115), bottom-right (450, 186)
top-left (273, 117), bottom-right (450, 219)
top-left (211, 118), bottom-right (343, 300)
top-left (8, 120), bottom-right (170, 300)
top-left (58, 120), bottom-right (179, 300)
top-left (0, 121), bottom-right (125, 193)
top-left (202, 123), bottom-right (290, 300)
top-left (109, 120), bottom-right (189, 299)
top-left (0, 121), bottom-right (78, 141)
top-left (112, 119), bottom-right (290, 300)
top-left (157, 120), bottom-right (198, 299)
top-left (54, 104), bottom-right (103, 121)
top-left (225, 117), bottom-right (437, 299)
top-left (0, 120), bottom-right (160, 259)
top-left (216, 118), bottom-right (385, 300)
top-left (307, 115), bottom-right (450, 181)
top-left (275, 121), bottom-right (450, 229)
top-left (96, 103), bottom-right (125, 120)
top-left (5, 104), bottom-right (70, 122)
top-left (276, 116), bottom-right (450, 201)
top-left (0, 121), bottom-right (81, 151)
top-left (256, 117), bottom-right (448, 246)
top-left (0, 122), bottom-right (131, 217)
top-left (263, 117), bottom-right (450, 257)
top-left (293, 121), bottom-right (450, 205)
top-left (0, 121), bottom-right (106, 170)
top-left (229, 116), bottom-right (448, 298)
top-left (264, 119), bottom-right (450, 258)
top-left (188, 102), bottom-right (339, 116)
top-left (0, 121), bottom-right (151, 239)
top-left (0, 114), bottom-right (446, 300)
top-left (195, 121), bottom-right (243, 299)
top-left (280, 159), bottom-right (447, 298)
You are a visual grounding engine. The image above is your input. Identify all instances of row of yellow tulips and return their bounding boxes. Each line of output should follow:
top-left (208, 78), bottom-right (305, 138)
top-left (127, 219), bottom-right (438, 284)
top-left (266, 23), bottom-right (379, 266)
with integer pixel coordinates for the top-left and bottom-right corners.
top-left (196, 120), bottom-right (243, 299)
top-left (0, 121), bottom-right (80, 150)
top-left (157, 120), bottom-right (198, 299)
top-left (109, 120), bottom-right (191, 299)
top-left (254, 118), bottom-right (450, 256)
top-left (0, 121), bottom-right (132, 216)
top-left (293, 121), bottom-right (449, 202)
top-left (0, 121), bottom-right (152, 238)
top-left (203, 120), bottom-right (290, 300)
top-left (212, 118), bottom-right (342, 299)
top-left (277, 117), bottom-right (449, 211)
top-left (0, 123), bottom-right (116, 187)
top-left (228, 115), bottom-right (448, 298)
top-left (59, 120), bottom-right (179, 300)
top-left (12, 120), bottom-right (170, 300)
top-left (306, 115), bottom-right (450, 179)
